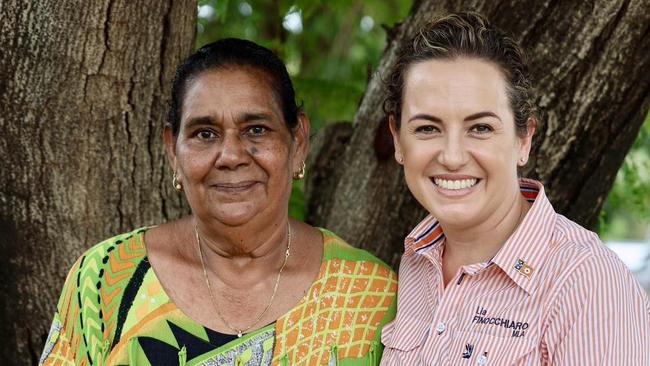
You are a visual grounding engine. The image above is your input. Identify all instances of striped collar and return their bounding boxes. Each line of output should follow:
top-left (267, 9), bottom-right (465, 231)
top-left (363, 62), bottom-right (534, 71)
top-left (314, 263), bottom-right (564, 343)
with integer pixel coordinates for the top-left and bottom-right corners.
top-left (404, 179), bottom-right (556, 295)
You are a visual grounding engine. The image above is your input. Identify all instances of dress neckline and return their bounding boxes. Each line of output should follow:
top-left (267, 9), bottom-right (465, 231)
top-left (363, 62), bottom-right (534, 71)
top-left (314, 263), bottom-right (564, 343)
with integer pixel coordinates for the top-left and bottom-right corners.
top-left (137, 226), bottom-right (328, 338)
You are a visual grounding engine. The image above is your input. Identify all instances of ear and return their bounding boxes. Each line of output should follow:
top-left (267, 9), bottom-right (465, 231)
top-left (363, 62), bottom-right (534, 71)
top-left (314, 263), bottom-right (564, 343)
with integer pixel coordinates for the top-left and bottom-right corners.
top-left (163, 125), bottom-right (178, 172)
top-left (292, 112), bottom-right (311, 172)
top-left (388, 115), bottom-right (404, 165)
top-left (517, 117), bottom-right (537, 166)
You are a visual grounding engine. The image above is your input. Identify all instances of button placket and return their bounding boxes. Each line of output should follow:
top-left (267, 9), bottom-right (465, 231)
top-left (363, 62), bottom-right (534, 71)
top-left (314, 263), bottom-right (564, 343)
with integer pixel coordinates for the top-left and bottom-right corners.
top-left (437, 271), bottom-right (482, 366)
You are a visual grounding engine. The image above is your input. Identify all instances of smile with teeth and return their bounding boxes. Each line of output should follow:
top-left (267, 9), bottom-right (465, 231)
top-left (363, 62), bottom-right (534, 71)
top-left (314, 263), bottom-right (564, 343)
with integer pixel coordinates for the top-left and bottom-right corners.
top-left (433, 178), bottom-right (478, 190)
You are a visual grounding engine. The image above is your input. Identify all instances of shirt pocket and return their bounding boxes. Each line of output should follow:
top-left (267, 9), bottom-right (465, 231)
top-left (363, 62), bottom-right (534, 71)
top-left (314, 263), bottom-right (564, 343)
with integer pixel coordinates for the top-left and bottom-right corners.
top-left (449, 331), bottom-right (537, 366)
top-left (380, 316), bottom-right (430, 361)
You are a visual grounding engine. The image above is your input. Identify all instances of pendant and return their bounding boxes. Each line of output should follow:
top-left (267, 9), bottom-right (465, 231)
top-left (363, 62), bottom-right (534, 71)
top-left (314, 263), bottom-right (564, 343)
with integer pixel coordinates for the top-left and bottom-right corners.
top-left (237, 331), bottom-right (243, 338)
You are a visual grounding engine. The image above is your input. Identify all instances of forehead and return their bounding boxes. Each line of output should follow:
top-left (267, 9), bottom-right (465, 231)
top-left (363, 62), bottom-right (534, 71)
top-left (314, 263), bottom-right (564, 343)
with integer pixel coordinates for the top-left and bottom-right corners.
top-left (181, 67), bottom-right (281, 121)
top-left (402, 57), bottom-right (511, 117)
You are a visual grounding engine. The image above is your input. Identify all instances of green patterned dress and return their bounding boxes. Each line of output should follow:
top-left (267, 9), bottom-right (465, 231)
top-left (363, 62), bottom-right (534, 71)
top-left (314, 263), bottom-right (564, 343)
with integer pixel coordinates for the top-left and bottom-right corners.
top-left (40, 228), bottom-right (397, 365)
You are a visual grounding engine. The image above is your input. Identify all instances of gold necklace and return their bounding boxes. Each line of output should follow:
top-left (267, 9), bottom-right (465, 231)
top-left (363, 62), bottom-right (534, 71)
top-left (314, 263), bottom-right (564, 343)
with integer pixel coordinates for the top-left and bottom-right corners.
top-left (195, 222), bottom-right (291, 337)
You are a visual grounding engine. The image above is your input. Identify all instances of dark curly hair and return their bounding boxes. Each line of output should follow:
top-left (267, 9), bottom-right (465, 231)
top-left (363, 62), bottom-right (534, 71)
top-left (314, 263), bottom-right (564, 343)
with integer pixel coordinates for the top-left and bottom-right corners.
top-left (168, 38), bottom-right (301, 136)
top-left (384, 12), bottom-right (535, 137)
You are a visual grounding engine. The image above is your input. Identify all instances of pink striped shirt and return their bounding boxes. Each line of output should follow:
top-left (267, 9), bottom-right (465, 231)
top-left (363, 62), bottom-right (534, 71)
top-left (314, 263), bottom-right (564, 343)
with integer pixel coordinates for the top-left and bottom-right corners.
top-left (380, 179), bottom-right (650, 365)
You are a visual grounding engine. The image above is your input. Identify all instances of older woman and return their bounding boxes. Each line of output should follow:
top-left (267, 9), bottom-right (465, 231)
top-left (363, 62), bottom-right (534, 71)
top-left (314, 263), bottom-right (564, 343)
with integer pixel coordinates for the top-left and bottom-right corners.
top-left (380, 12), bottom-right (650, 366)
top-left (40, 38), bottom-right (397, 365)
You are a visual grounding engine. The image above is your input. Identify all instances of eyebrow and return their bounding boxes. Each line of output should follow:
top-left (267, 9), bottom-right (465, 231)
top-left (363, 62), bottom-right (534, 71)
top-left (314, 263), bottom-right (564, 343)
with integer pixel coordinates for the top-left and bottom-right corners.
top-left (240, 112), bottom-right (273, 123)
top-left (184, 116), bottom-right (214, 130)
top-left (407, 114), bottom-right (442, 123)
top-left (184, 112), bottom-right (273, 129)
top-left (406, 111), bottom-right (501, 123)
top-left (464, 111), bottom-right (501, 122)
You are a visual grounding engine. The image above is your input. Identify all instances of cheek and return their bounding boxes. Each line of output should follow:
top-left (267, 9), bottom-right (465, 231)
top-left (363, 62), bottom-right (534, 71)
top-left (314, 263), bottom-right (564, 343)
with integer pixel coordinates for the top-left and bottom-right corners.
top-left (469, 142), bottom-right (519, 173)
top-left (176, 146), bottom-right (216, 177)
top-left (401, 140), bottom-right (437, 169)
top-left (252, 143), bottom-right (292, 172)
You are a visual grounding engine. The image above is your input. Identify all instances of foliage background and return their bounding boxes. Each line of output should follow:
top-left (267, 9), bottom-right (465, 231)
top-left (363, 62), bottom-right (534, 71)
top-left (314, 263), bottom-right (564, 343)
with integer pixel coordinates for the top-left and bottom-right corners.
top-left (196, 0), bottom-right (650, 241)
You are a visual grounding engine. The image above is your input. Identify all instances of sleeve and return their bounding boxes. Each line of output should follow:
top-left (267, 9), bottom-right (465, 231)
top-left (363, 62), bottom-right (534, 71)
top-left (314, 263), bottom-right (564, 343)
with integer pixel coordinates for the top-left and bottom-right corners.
top-left (40, 245), bottom-right (107, 366)
top-left (39, 257), bottom-right (83, 365)
top-left (542, 253), bottom-right (650, 365)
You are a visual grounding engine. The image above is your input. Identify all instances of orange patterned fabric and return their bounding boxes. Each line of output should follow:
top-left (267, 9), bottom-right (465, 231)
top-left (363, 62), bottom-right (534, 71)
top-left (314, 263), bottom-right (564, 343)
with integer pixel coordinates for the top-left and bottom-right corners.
top-left (272, 231), bottom-right (398, 365)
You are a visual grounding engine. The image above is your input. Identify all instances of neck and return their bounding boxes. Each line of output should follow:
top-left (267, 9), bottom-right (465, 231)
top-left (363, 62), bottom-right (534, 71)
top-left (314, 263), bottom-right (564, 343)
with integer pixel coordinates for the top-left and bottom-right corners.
top-left (194, 215), bottom-right (291, 288)
top-left (441, 190), bottom-right (531, 270)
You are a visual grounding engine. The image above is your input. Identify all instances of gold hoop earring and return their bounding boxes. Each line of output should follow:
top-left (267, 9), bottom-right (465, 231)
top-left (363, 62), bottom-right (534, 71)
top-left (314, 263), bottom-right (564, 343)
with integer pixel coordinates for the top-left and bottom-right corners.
top-left (293, 161), bottom-right (306, 180)
top-left (172, 172), bottom-right (182, 191)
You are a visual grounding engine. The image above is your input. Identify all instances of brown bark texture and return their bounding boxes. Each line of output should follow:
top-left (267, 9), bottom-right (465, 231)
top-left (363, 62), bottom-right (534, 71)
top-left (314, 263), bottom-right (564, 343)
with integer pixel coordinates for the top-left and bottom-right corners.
top-left (0, 1), bottom-right (196, 364)
top-left (305, 0), bottom-right (650, 267)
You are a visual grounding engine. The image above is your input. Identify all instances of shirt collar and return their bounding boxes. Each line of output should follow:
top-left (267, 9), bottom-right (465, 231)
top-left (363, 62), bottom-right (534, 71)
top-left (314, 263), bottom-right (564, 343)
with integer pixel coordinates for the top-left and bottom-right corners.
top-left (404, 215), bottom-right (445, 255)
top-left (490, 179), bottom-right (556, 295)
top-left (404, 178), bottom-right (556, 295)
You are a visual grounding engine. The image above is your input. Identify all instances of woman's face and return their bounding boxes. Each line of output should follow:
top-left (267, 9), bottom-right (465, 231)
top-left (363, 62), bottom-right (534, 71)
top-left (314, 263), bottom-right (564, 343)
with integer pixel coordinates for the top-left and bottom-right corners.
top-left (390, 57), bottom-right (534, 229)
top-left (166, 67), bottom-right (308, 227)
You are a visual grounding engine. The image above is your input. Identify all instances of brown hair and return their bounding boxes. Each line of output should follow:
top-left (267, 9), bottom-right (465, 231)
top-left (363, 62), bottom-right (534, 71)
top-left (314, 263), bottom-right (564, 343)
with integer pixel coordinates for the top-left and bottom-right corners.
top-left (383, 12), bottom-right (535, 137)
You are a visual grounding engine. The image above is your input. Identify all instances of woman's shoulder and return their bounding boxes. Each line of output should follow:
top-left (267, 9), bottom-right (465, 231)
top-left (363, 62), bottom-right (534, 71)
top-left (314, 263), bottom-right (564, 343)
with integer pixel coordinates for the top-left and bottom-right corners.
top-left (318, 228), bottom-right (396, 277)
top-left (550, 215), bottom-right (628, 271)
top-left (46, 228), bottom-right (153, 364)
top-left (58, 228), bottom-right (150, 296)
top-left (61, 227), bottom-right (151, 295)
top-left (543, 216), bottom-right (648, 304)
top-left (274, 228), bottom-right (398, 365)
top-left (70, 227), bottom-right (150, 271)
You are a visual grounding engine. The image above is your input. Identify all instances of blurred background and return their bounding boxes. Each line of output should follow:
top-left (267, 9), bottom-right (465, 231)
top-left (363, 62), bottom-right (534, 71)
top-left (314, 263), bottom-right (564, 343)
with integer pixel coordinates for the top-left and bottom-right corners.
top-left (195, 0), bottom-right (650, 286)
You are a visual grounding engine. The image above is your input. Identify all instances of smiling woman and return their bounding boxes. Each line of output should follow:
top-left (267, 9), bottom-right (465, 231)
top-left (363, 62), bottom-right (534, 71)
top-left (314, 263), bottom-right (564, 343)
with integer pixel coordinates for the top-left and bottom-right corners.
top-left (380, 12), bottom-right (650, 366)
top-left (173, 67), bottom-right (296, 228)
top-left (39, 39), bottom-right (397, 366)
top-left (392, 58), bottom-right (532, 235)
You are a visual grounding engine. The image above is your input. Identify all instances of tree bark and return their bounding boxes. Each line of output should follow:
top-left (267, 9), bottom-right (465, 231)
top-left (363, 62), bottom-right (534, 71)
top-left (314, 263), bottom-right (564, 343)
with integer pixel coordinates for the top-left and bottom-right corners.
top-left (306, 0), bottom-right (650, 267)
top-left (0, 1), bottom-right (196, 364)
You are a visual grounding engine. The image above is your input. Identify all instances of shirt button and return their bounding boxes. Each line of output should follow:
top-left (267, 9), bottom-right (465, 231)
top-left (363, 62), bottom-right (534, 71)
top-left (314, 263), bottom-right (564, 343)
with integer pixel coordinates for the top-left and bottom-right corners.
top-left (435, 322), bottom-right (446, 334)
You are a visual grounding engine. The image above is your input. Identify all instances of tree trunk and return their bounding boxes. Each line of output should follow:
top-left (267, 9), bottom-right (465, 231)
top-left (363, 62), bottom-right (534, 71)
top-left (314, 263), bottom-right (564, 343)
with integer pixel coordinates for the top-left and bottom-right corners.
top-left (0, 1), bottom-right (196, 364)
top-left (306, 0), bottom-right (650, 267)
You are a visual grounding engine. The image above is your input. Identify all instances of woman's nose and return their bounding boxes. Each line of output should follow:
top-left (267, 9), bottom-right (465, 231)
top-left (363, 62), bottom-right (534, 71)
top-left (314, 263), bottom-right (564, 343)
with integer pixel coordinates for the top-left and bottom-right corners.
top-left (215, 131), bottom-right (251, 169)
top-left (437, 135), bottom-right (467, 170)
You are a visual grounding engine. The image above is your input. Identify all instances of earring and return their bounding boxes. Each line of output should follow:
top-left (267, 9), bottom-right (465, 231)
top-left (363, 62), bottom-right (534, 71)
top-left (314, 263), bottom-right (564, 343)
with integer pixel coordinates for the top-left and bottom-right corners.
top-left (397, 156), bottom-right (404, 164)
top-left (519, 157), bottom-right (527, 165)
top-left (172, 172), bottom-right (182, 191)
top-left (293, 161), bottom-right (306, 180)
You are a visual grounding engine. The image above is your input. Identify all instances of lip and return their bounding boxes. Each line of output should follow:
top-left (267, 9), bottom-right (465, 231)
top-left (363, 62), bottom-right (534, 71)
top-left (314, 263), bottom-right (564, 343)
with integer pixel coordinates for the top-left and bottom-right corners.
top-left (430, 175), bottom-right (481, 197)
top-left (432, 174), bottom-right (479, 180)
top-left (212, 181), bottom-right (260, 193)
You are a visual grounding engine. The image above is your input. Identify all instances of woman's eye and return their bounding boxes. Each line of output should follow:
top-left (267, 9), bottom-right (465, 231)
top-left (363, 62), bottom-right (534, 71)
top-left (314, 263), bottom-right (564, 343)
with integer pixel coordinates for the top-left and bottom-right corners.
top-left (197, 130), bottom-right (216, 140)
top-left (415, 125), bottom-right (438, 134)
top-left (247, 125), bottom-right (267, 135)
top-left (470, 124), bottom-right (493, 134)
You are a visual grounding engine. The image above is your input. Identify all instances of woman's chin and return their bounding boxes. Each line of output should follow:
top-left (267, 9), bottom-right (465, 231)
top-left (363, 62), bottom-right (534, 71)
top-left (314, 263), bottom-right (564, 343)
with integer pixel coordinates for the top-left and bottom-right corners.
top-left (431, 206), bottom-right (480, 228)
top-left (215, 216), bottom-right (254, 227)
top-left (208, 205), bottom-right (261, 227)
